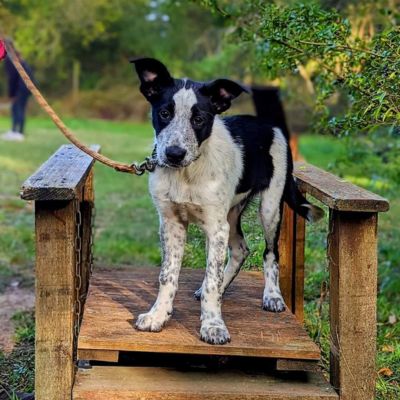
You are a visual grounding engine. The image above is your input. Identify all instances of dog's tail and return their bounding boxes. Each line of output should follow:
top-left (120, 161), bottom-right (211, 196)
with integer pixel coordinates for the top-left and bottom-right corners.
top-left (284, 176), bottom-right (324, 223)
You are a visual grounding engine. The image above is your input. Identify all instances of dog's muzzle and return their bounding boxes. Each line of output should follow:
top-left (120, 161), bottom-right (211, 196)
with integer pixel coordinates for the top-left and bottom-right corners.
top-left (165, 146), bottom-right (187, 166)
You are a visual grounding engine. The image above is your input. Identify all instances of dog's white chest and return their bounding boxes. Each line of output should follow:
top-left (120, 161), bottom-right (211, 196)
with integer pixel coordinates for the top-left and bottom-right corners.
top-left (149, 167), bottom-right (226, 207)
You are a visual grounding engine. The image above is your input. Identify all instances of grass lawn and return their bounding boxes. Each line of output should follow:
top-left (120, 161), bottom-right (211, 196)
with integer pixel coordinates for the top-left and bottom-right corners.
top-left (0, 116), bottom-right (398, 399)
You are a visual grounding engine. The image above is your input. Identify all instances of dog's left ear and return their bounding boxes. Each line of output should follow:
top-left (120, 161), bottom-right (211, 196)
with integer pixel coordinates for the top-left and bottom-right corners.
top-left (130, 57), bottom-right (174, 102)
top-left (201, 79), bottom-right (249, 114)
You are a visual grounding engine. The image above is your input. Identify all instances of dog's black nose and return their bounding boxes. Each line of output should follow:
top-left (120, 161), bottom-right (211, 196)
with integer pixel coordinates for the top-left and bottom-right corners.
top-left (165, 146), bottom-right (187, 164)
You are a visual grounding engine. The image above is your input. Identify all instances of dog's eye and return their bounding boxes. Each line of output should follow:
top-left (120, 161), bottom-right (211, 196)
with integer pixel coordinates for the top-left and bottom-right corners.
top-left (159, 109), bottom-right (171, 120)
top-left (192, 116), bottom-right (204, 126)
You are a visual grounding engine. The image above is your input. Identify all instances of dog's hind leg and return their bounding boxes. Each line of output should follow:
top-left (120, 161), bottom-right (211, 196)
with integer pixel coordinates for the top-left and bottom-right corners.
top-left (221, 203), bottom-right (250, 293)
top-left (136, 212), bottom-right (187, 332)
top-left (194, 201), bottom-right (249, 300)
top-left (260, 195), bottom-right (285, 312)
top-left (260, 128), bottom-right (288, 313)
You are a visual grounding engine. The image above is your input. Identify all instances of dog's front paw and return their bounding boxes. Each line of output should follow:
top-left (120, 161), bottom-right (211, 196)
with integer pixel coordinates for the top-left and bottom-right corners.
top-left (135, 311), bottom-right (169, 332)
top-left (262, 295), bottom-right (286, 313)
top-left (193, 287), bottom-right (202, 301)
top-left (200, 319), bottom-right (231, 345)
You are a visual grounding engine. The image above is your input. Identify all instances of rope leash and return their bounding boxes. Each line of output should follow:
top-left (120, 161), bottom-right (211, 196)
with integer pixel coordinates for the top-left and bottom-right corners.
top-left (0, 37), bottom-right (156, 175)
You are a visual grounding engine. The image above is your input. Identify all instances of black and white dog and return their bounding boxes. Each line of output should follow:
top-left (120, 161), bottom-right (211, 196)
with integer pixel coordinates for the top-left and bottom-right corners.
top-left (131, 58), bottom-right (323, 345)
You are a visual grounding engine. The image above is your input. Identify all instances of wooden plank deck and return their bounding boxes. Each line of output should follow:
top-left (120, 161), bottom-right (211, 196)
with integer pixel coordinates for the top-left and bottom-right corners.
top-left (73, 366), bottom-right (338, 400)
top-left (78, 268), bottom-right (320, 361)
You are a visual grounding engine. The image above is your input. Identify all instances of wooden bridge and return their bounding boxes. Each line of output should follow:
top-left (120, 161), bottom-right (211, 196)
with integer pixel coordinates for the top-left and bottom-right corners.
top-left (21, 144), bottom-right (389, 399)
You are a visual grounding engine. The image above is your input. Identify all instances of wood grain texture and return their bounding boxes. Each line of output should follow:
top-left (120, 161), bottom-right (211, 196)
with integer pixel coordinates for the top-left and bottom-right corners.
top-left (276, 360), bottom-right (319, 372)
top-left (80, 170), bottom-right (94, 304)
top-left (294, 211), bottom-right (306, 323)
top-left (35, 200), bottom-right (77, 400)
top-left (78, 268), bottom-right (320, 361)
top-left (328, 211), bottom-right (378, 400)
top-left (278, 203), bottom-right (295, 312)
top-left (21, 144), bottom-right (100, 201)
top-left (77, 349), bottom-right (119, 362)
top-left (294, 163), bottom-right (389, 212)
top-left (278, 201), bottom-right (305, 322)
top-left (73, 366), bottom-right (338, 400)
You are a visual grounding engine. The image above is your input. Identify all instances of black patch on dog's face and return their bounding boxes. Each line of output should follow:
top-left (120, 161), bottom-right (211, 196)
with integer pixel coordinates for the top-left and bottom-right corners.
top-left (149, 79), bottom-right (217, 145)
top-left (131, 58), bottom-right (248, 167)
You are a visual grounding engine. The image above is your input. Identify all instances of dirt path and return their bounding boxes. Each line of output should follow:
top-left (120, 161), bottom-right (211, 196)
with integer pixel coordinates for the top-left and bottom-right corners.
top-left (0, 283), bottom-right (34, 353)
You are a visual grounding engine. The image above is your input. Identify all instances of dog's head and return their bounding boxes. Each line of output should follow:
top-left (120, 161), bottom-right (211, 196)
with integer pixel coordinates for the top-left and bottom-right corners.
top-left (131, 57), bottom-right (248, 168)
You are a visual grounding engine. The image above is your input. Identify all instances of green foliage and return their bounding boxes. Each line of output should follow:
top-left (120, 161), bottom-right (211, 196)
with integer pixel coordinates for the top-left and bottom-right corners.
top-left (201, 0), bottom-right (400, 134)
top-left (1, 0), bottom-right (227, 94)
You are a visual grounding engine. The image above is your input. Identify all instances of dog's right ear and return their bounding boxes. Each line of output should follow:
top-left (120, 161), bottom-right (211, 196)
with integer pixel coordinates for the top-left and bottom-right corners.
top-left (130, 57), bottom-right (173, 102)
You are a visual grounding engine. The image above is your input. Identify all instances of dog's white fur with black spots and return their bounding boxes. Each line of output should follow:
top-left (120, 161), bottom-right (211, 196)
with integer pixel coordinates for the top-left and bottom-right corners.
top-left (131, 58), bottom-right (323, 345)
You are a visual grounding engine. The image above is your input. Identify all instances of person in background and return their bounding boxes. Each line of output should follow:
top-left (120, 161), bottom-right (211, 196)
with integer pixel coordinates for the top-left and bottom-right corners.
top-left (2, 50), bottom-right (34, 142)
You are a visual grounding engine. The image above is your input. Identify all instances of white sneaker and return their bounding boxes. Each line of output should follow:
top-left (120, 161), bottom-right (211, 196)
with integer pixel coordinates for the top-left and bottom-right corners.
top-left (1, 131), bottom-right (25, 141)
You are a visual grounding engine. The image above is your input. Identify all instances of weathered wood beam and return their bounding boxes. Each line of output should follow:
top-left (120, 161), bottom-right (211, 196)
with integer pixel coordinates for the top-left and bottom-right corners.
top-left (328, 210), bottom-right (378, 400)
top-left (80, 170), bottom-right (94, 304)
top-left (278, 201), bottom-right (306, 321)
top-left (35, 200), bottom-right (77, 400)
top-left (279, 203), bottom-right (295, 311)
top-left (294, 210), bottom-right (306, 322)
top-left (294, 162), bottom-right (389, 212)
top-left (21, 144), bottom-right (100, 201)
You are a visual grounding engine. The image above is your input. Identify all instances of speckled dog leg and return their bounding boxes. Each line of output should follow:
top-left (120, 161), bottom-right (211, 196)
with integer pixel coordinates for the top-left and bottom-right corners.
top-left (136, 215), bottom-right (187, 332)
top-left (199, 217), bottom-right (230, 345)
top-left (259, 128), bottom-right (288, 313)
top-left (262, 251), bottom-right (285, 312)
top-left (259, 196), bottom-right (286, 313)
top-left (194, 203), bottom-right (249, 300)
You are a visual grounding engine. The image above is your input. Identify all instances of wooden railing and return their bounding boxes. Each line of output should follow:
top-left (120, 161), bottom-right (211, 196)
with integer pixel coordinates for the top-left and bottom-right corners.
top-left (21, 144), bottom-right (99, 400)
top-left (279, 162), bottom-right (389, 400)
top-left (21, 145), bottom-right (389, 400)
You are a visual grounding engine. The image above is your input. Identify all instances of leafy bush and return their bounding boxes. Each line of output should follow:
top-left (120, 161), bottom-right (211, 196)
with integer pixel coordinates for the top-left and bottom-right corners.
top-left (202, 0), bottom-right (400, 135)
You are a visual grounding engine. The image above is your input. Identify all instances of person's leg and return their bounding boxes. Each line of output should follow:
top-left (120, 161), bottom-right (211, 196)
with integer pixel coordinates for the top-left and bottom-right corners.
top-left (14, 95), bottom-right (29, 134)
top-left (19, 95), bottom-right (29, 134)
top-left (11, 98), bottom-right (18, 132)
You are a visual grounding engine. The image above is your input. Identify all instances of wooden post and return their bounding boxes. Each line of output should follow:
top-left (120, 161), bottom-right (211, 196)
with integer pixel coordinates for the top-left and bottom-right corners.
top-left (278, 202), bottom-right (306, 320)
top-left (21, 144), bottom-right (101, 399)
top-left (35, 200), bottom-right (77, 400)
top-left (294, 211), bottom-right (305, 322)
top-left (328, 210), bottom-right (378, 400)
top-left (80, 170), bottom-right (94, 302)
top-left (278, 133), bottom-right (305, 317)
top-left (278, 203), bottom-right (295, 312)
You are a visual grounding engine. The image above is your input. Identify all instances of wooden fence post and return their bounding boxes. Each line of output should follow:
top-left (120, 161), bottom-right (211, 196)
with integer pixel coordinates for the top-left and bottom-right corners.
top-left (80, 170), bottom-right (94, 302)
top-left (279, 203), bottom-right (295, 312)
top-left (328, 210), bottom-right (378, 400)
top-left (279, 202), bottom-right (306, 320)
top-left (35, 200), bottom-right (77, 400)
top-left (294, 211), bottom-right (306, 322)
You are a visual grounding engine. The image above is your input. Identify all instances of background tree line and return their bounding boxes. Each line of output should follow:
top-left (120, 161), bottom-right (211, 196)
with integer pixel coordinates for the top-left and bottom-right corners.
top-left (1, 1), bottom-right (398, 132)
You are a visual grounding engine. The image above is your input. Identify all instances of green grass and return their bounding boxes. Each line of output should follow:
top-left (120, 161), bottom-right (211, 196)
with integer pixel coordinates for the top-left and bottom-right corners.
top-left (299, 134), bottom-right (347, 169)
top-left (0, 310), bottom-right (34, 397)
top-left (0, 116), bottom-right (159, 279)
top-left (0, 117), bottom-right (398, 398)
